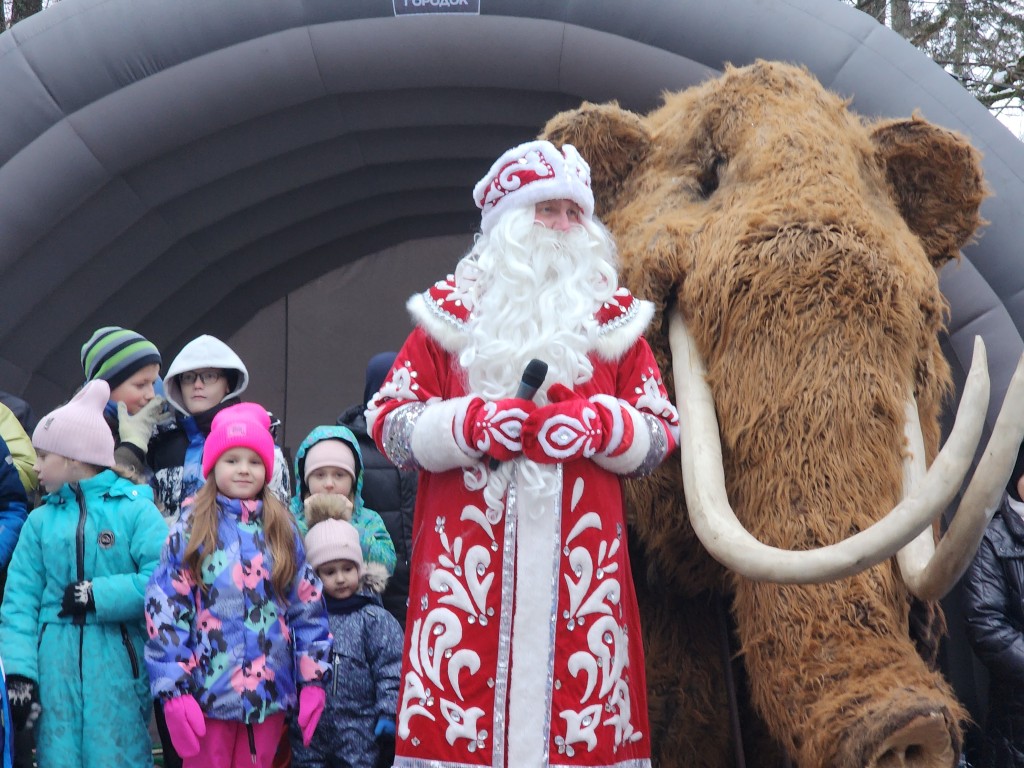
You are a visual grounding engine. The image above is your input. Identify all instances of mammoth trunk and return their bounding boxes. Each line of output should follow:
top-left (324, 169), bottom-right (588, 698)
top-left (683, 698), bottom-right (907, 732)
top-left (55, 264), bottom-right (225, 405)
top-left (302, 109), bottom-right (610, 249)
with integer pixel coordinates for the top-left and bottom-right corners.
top-left (734, 574), bottom-right (963, 767)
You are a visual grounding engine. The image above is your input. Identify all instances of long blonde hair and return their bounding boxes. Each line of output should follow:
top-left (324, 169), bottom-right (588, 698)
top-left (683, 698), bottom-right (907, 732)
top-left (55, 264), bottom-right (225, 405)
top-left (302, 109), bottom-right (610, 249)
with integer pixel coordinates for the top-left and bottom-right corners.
top-left (183, 480), bottom-right (298, 601)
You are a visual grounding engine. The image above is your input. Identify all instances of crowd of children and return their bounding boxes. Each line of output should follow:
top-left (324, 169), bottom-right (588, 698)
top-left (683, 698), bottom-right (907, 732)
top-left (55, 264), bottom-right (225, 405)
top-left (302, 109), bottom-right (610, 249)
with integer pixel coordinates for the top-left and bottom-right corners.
top-left (0, 326), bottom-right (406, 768)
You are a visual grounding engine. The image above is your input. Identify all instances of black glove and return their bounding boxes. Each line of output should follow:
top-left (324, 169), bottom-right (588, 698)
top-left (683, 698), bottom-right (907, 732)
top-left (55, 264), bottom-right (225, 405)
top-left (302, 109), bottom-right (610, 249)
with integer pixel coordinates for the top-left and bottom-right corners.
top-left (57, 580), bottom-right (95, 618)
top-left (7, 674), bottom-right (40, 731)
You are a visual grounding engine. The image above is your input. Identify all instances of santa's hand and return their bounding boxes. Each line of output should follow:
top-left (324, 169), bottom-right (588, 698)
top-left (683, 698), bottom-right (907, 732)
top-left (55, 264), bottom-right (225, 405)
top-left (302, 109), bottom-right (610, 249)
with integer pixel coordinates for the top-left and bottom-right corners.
top-left (522, 384), bottom-right (616, 464)
top-left (458, 397), bottom-right (536, 462)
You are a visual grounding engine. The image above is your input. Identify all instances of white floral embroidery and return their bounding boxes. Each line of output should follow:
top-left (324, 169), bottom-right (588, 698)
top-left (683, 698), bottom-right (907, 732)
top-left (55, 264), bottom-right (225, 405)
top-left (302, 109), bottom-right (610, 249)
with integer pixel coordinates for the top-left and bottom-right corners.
top-left (556, 477), bottom-right (641, 751)
top-left (398, 503), bottom-right (497, 750)
top-left (634, 367), bottom-right (679, 424)
top-left (397, 668), bottom-right (435, 738)
top-left (440, 699), bottom-right (487, 748)
top-left (558, 703), bottom-right (604, 753)
top-left (378, 359), bottom-right (419, 403)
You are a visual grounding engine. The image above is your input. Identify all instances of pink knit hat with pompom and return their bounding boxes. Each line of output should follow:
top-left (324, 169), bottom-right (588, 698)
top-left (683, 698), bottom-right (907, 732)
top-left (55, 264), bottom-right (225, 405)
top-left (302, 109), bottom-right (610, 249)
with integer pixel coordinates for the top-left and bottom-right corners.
top-left (305, 518), bottom-right (365, 574)
top-left (32, 380), bottom-right (116, 467)
top-left (202, 402), bottom-right (275, 479)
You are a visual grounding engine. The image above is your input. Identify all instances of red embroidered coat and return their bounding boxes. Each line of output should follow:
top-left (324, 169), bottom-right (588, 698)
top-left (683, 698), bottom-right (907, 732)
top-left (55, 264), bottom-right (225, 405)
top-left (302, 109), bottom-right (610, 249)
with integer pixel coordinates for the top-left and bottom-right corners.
top-left (369, 276), bottom-right (679, 767)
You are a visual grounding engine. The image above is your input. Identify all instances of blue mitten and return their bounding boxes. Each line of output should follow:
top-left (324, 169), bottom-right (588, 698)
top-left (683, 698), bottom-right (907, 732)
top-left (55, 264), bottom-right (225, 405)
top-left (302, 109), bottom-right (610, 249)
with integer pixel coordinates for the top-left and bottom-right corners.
top-left (374, 716), bottom-right (396, 739)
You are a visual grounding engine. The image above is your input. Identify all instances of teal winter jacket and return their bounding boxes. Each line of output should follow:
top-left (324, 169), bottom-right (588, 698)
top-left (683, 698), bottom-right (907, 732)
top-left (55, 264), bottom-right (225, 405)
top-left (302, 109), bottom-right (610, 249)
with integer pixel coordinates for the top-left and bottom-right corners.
top-left (0, 469), bottom-right (167, 768)
top-left (290, 426), bottom-right (396, 573)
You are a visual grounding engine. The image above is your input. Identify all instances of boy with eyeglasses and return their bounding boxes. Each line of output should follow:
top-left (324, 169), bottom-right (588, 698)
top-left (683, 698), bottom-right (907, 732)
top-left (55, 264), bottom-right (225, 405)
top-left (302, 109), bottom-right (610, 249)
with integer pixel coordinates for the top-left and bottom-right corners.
top-left (148, 334), bottom-right (291, 526)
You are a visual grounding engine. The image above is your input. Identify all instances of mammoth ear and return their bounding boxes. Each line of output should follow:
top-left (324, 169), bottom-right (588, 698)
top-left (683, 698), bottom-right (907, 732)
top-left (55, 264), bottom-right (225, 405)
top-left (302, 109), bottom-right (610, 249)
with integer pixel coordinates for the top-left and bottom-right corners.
top-left (541, 101), bottom-right (650, 219)
top-left (871, 116), bottom-right (988, 268)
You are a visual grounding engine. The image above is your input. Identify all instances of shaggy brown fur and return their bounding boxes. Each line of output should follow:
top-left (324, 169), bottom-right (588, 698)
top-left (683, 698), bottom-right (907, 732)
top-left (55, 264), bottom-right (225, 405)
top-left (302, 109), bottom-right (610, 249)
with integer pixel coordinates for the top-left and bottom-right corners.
top-left (544, 61), bottom-right (986, 768)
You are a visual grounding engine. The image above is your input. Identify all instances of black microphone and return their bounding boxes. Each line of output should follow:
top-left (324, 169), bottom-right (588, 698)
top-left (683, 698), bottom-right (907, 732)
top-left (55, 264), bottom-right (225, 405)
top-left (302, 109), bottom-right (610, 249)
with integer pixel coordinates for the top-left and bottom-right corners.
top-left (490, 358), bottom-right (548, 470)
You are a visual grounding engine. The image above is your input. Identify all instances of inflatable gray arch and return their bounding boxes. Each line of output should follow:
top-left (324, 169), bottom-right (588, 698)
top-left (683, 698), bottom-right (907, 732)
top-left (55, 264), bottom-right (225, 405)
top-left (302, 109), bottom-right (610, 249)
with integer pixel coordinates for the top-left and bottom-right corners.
top-left (2, 0), bottom-right (1023, 749)
top-left (3, 0), bottom-right (1024, 434)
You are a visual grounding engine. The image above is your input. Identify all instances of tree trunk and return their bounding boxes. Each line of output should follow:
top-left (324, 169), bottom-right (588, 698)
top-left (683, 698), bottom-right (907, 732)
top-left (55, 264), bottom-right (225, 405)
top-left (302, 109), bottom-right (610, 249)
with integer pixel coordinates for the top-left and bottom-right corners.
top-left (10, 0), bottom-right (42, 25)
top-left (855, 0), bottom-right (887, 23)
top-left (890, 0), bottom-right (912, 36)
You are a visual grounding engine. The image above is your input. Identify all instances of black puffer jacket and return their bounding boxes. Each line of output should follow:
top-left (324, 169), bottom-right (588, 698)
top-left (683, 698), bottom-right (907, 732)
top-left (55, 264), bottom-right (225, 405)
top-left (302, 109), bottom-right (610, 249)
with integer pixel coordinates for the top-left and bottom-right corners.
top-left (964, 500), bottom-right (1024, 767)
top-left (338, 403), bottom-right (417, 629)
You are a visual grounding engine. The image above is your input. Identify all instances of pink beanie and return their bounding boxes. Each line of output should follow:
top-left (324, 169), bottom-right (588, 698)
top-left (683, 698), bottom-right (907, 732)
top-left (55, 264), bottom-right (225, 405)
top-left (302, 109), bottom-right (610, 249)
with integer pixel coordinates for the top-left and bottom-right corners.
top-left (305, 518), bottom-right (365, 574)
top-left (303, 439), bottom-right (356, 483)
top-left (32, 380), bottom-right (116, 467)
top-left (202, 402), bottom-right (275, 479)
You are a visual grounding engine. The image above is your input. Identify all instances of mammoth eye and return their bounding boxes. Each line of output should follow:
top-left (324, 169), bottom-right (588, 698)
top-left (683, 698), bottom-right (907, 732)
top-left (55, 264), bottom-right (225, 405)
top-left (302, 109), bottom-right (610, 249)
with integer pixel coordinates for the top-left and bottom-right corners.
top-left (698, 153), bottom-right (726, 199)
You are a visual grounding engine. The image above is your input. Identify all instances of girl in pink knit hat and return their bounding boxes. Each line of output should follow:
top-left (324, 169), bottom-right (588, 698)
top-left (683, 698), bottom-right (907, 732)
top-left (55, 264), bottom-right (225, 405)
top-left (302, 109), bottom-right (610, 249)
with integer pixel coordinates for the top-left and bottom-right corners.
top-left (0, 380), bottom-right (169, 768)
top-left (145, 402), bottom-right (331, 768)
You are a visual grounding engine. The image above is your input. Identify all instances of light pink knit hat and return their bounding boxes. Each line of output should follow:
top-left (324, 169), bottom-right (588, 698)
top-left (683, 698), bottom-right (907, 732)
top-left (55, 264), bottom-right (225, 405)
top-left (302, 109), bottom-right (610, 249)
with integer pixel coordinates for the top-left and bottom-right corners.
top-left (303, 439), bottom-right (356, 483)
top-left (32, 380), bottom-right (116, 467)
top-left (202, 402), bottom-right (275, 479)
top-left (305, 518), bottom-right (365, 574)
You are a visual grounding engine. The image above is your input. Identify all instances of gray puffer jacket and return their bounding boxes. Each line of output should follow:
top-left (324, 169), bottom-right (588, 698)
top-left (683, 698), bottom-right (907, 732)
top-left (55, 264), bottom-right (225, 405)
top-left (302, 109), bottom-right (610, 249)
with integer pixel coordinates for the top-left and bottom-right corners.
top-left (289, 566), bottom-right (403, 768)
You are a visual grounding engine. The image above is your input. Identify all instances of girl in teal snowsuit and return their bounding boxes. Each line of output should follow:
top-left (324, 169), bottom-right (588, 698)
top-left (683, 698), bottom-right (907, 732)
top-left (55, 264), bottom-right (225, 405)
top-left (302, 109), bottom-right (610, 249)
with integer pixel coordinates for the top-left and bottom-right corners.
top-left (0, 380), bottom-right (167, 768)
top-left (291, 426), bottom-right (396, 573)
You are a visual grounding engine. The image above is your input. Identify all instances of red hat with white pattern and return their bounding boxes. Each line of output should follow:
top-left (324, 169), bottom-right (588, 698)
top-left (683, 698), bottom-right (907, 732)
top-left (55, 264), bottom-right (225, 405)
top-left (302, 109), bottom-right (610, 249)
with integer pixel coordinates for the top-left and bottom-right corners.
top-left (473, 140), bottom-right (594, 235)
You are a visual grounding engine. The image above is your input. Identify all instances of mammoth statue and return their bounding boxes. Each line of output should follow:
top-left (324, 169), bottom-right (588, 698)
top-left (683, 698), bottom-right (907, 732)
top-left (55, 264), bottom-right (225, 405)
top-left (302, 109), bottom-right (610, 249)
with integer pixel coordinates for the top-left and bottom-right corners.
top-left (543, 60), bottom-right (1024, 768)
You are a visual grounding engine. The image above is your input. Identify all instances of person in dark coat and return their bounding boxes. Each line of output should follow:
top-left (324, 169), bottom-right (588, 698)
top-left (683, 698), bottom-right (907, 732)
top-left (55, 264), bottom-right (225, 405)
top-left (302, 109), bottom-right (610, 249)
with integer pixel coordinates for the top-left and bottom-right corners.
top-left (964, 439), bottom-right (1024, 767)
top-left (337, 352), bottom-right (418, 629)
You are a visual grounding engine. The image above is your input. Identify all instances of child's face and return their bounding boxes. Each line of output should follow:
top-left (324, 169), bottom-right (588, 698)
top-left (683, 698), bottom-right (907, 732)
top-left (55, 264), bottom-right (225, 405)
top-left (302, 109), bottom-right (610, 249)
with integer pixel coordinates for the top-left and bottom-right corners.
top-left (306, 467), bottom-right (353, 499)
top-left (34, 450), bottom-right (91, 492)
top-left (179, 368), bottom-right (230, 415)
top-left (214, 447), bottom-right (266, 500)
top-left (317, 559), bottom-right (361, 600)
top-left (109, 363), bottom-right (161, 415)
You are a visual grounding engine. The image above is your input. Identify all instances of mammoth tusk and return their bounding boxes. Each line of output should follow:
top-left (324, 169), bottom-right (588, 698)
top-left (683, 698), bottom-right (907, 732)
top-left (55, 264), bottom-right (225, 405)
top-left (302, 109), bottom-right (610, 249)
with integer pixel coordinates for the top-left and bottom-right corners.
top-left (898, 351), bottom-right (1024, 600)
top-left (668, 308), bottom-right (989, 583)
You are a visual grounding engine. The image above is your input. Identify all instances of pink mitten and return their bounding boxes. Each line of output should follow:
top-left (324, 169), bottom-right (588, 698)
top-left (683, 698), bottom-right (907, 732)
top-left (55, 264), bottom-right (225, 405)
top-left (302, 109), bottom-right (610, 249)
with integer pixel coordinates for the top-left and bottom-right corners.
top-left (298, 685), bottom-right (327, 746)
top-left (460, 397), bottom-right (537, 462)
top-left (522, 384), bottom-right (617, 463)
top-left (163, 694), bottom-right (206, 758)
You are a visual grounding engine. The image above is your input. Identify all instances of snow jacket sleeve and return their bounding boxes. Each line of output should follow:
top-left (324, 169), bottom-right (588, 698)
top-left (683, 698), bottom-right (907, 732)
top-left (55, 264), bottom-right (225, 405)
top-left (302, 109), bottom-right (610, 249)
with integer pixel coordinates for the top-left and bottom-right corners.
top-left (92, 497), bottom-right (168, 624)
top-left (367, 609), bottom-right (404, 720)
top-left (0, 439), bottom-right (28, 569)
top-left (0, 514), bottom-right (45, 681)
top-left (287, 533), bottom-right (332, 688)
top-left (352, 506), bottom-right (397, 574)
top-left (144, 526), bottom-right (200, 700)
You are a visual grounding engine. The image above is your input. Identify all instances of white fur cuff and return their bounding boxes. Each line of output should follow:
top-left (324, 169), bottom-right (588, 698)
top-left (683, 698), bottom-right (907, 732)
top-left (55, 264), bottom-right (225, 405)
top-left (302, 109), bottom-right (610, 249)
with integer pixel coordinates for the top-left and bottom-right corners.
top-left (592, 402), bottom-right (651, 475)
top-left (410, 396), bottom-right (482, 472)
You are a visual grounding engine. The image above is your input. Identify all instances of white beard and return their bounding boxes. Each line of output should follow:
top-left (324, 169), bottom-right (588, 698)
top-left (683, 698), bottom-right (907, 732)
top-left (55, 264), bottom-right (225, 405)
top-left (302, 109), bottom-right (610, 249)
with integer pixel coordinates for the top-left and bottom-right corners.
top-left (453, 205), bottom-right (620, 508)
top-left (458, 206), bottom-right (619, 403)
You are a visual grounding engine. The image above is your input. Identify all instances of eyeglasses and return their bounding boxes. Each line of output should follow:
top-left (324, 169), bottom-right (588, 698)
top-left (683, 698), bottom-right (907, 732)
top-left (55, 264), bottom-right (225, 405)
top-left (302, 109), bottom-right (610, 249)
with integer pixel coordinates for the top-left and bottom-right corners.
top-left (179, 370), bottom-right (223, 387)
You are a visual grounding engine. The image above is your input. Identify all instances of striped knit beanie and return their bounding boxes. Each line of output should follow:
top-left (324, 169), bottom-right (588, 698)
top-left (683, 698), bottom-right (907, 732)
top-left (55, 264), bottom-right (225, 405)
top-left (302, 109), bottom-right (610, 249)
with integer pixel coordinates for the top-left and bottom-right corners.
top-left (81, 326), bottom-right (162, 390)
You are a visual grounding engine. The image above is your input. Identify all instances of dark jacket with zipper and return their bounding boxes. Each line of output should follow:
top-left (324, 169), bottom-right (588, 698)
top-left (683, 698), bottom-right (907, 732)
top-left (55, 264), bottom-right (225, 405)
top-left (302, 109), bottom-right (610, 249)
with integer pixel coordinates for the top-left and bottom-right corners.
top-left (0, 469), bottom-right (167, 767)
top-left (964, 499), bottom-right (1024, 767)
top-left (337, 404), bottom-right (417, 629)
